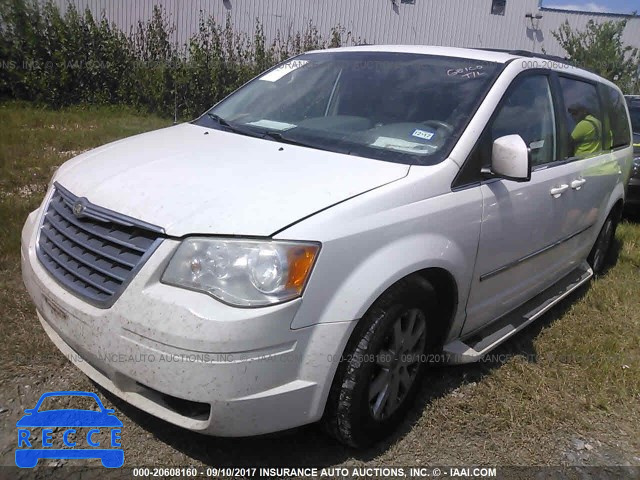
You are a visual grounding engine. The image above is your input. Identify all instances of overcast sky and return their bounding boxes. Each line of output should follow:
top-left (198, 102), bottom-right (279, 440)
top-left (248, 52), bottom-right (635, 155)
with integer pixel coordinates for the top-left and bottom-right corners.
top-left (542, 0), bottom-right (638, 14)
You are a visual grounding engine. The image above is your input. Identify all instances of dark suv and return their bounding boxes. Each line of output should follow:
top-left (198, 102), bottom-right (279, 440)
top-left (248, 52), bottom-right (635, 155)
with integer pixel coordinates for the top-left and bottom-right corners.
top-left (626, 95), bottom-right (640, 211)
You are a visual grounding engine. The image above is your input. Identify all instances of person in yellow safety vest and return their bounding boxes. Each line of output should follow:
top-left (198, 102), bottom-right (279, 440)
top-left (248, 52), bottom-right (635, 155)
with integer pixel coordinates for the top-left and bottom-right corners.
top-left (568, 103), bottom-right (602, 157)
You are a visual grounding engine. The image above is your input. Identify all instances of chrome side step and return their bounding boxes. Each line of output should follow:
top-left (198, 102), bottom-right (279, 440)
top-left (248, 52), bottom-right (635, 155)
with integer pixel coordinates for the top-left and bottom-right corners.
top-left (443, 261), bottom-right (593, 364)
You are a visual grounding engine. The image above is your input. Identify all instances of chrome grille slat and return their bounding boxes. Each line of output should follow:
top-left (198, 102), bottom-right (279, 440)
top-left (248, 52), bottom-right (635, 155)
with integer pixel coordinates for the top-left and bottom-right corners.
top-left (40, 228), bottom-right (127, 283)
top-left (37, 184), bottom-right (163, 308)
top-left (39, 250), bottom-right (110, 303)
top-left (44, 213), bottom-right (137, 268)
top-left (57, 187), bottom-right (138, 227)
top-left (46, 209), bottom-right (142, 267)
top-left (48, 198), bottom-right (148, 253)
top-left (39, 240), bottom-right (117, 295)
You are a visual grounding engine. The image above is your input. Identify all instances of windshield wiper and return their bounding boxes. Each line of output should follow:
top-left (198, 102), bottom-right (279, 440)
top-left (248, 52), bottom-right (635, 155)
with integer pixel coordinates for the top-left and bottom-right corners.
top-left (205, 114), bottom-right (348, 154)
top-left (205, 113), bottom-right (262, 138)
top-left (261, 130), bottom-right (338, 153)
top-left (206, 112), bottom-right (229, 126)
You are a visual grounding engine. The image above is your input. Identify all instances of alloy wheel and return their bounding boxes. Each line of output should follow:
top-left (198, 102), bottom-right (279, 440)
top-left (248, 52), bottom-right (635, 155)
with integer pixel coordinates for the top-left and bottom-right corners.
top-left (368, 308), bottom-right (427, 420)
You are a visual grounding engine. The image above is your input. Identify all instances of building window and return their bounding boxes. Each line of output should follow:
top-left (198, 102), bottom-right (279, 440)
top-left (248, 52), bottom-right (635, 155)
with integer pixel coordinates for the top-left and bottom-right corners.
top-left (491, 0), bottom-right (506, 15)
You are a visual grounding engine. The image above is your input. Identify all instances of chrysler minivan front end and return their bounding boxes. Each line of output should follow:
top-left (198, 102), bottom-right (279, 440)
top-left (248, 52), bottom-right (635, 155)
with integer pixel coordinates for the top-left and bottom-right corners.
top-left (22, 47), bottom-right (502, 441)
top-left (19, 127), bottom-right (411, 436)
top-left (24, 45), bottom-right (631, 448)
top-left (22, 188), bottom-right (359, 436)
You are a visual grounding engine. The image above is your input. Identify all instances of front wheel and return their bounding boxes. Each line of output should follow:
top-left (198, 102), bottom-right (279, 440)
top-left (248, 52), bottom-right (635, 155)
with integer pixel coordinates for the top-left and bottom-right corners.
top-left (588, 211), bottom-right (618, 275)
top-left (322, 275), bottom-right (436, 448)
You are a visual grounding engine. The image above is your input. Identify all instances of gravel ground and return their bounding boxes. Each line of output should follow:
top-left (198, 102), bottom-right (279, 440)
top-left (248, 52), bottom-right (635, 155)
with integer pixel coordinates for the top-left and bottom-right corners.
top-left (1, 328), bottom-right (639, 477)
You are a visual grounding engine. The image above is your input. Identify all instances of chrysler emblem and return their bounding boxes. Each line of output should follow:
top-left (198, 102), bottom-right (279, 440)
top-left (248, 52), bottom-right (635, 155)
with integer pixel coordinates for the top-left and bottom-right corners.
top-left (72, 201), bottom-right (86, 217)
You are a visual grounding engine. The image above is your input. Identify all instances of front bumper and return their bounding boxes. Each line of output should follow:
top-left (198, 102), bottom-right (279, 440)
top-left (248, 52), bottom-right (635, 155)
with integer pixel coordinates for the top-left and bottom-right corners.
top-left (21, 207), bottom-right (355, 436)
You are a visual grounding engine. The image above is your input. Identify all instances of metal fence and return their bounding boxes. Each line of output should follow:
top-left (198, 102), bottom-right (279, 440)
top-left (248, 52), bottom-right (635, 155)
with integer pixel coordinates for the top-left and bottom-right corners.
top-left (48, 0), bottom-right (640, 57)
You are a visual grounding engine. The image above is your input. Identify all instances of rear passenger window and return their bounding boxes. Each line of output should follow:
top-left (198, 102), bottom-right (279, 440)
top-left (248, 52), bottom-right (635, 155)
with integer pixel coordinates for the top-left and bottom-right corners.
top-left (558, 77), bottom-right (604, 158)
top-left (600, 85), bottom-right (631, 149)
top-left (491, 75), bottom-right (556, 166)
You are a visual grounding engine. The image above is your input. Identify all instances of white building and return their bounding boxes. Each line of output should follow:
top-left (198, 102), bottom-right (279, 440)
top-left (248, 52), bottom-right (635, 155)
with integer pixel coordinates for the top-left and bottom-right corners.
top-left (52, 0), bottom-right (640, 57)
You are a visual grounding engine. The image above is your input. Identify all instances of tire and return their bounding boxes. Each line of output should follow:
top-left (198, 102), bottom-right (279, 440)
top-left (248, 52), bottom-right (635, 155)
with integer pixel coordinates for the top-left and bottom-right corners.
top-left (321, 274), bottom-right (436, 448)
top-left (587, 210), bottom-right (618, 275)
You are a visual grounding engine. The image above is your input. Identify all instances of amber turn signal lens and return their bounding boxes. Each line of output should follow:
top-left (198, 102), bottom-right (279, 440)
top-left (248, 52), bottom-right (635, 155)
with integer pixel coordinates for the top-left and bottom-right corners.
top-left (286, 245), bottom-right (319, 293)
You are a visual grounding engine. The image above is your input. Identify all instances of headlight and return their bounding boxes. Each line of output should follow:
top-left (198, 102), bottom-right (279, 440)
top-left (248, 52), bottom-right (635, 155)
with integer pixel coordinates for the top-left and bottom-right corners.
top-left (162, 238), bottom-right (320, 307)
top-left (633, 157), bottom-right (640, 176)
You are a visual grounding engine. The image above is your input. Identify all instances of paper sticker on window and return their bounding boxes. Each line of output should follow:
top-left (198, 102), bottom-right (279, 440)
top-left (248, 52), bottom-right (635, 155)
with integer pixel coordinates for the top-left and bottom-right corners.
top-left (530, 140), bottom-right (545, 149)
top-left (412, 128), bottom-right (435, 141)
top-left (372, 136), bottom-right (436, 154)
top-left (246, 119), bottom-right (296, 131)
top-left (259, 60), bottom-right (309, 82)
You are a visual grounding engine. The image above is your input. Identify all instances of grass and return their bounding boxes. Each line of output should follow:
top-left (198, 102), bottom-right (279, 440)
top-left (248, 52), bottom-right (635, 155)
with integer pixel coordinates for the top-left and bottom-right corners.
top-left (0, 101), bottom-right (170, 381)
top-left (0, 101), bottom-right (638, 467)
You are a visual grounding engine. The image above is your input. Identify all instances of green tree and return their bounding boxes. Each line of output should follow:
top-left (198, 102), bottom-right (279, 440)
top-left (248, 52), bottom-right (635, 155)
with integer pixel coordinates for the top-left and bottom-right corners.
top-left (551, 19), bottom-right (639, 92)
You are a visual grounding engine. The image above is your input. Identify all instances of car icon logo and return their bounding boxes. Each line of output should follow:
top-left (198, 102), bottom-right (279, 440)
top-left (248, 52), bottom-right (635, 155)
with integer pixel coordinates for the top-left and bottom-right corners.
top-left (72, 201), bottom-right (86, 217)
top-left (15, 391), bottom-right (124, 468)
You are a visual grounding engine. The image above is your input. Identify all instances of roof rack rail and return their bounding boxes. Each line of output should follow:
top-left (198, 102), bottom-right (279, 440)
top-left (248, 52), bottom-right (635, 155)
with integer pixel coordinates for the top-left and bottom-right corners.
top-left (477, 48), bottom-right (571, 65)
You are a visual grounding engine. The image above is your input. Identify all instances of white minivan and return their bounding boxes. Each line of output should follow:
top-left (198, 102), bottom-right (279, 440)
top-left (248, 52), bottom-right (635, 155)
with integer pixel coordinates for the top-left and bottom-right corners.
top-left (21, 46), bottom-right (633, 447)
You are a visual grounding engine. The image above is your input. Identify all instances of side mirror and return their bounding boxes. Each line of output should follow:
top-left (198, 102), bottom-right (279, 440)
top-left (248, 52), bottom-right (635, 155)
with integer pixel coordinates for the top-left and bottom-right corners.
top-left (484, 134), bottom-right (531, 182)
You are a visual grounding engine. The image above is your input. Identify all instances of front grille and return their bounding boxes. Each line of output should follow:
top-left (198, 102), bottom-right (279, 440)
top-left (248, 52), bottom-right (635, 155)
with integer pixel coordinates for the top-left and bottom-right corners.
top-left (37, 183), bottom-right (163, 308)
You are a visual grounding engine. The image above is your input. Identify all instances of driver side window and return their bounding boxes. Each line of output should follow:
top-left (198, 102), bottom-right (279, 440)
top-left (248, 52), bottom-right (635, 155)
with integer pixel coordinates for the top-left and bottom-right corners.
top-left (490, 75), bottom-right (557, 167)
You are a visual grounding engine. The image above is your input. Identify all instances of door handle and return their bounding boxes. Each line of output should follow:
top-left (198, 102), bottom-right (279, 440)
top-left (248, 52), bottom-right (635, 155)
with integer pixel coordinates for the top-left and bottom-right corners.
top-left (570, 178), bottom-right (586, 190)
top-left (550, 184), bottom-right (569, 198)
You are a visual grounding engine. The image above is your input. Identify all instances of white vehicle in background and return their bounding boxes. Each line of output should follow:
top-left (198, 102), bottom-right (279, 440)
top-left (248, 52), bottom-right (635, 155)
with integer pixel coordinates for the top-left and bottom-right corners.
top-left (21, 45), bottom-right (633, 447)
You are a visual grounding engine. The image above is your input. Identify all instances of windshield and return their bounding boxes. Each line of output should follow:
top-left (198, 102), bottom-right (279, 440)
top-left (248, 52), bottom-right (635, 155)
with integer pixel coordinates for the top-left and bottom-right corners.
top-left (194, 51), bottom-right (501, 165)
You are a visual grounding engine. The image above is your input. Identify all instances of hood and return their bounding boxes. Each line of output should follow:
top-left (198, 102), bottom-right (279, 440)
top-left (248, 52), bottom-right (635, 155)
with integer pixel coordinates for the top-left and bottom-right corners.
top-left (54, 124), bottom-right (409, 237)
